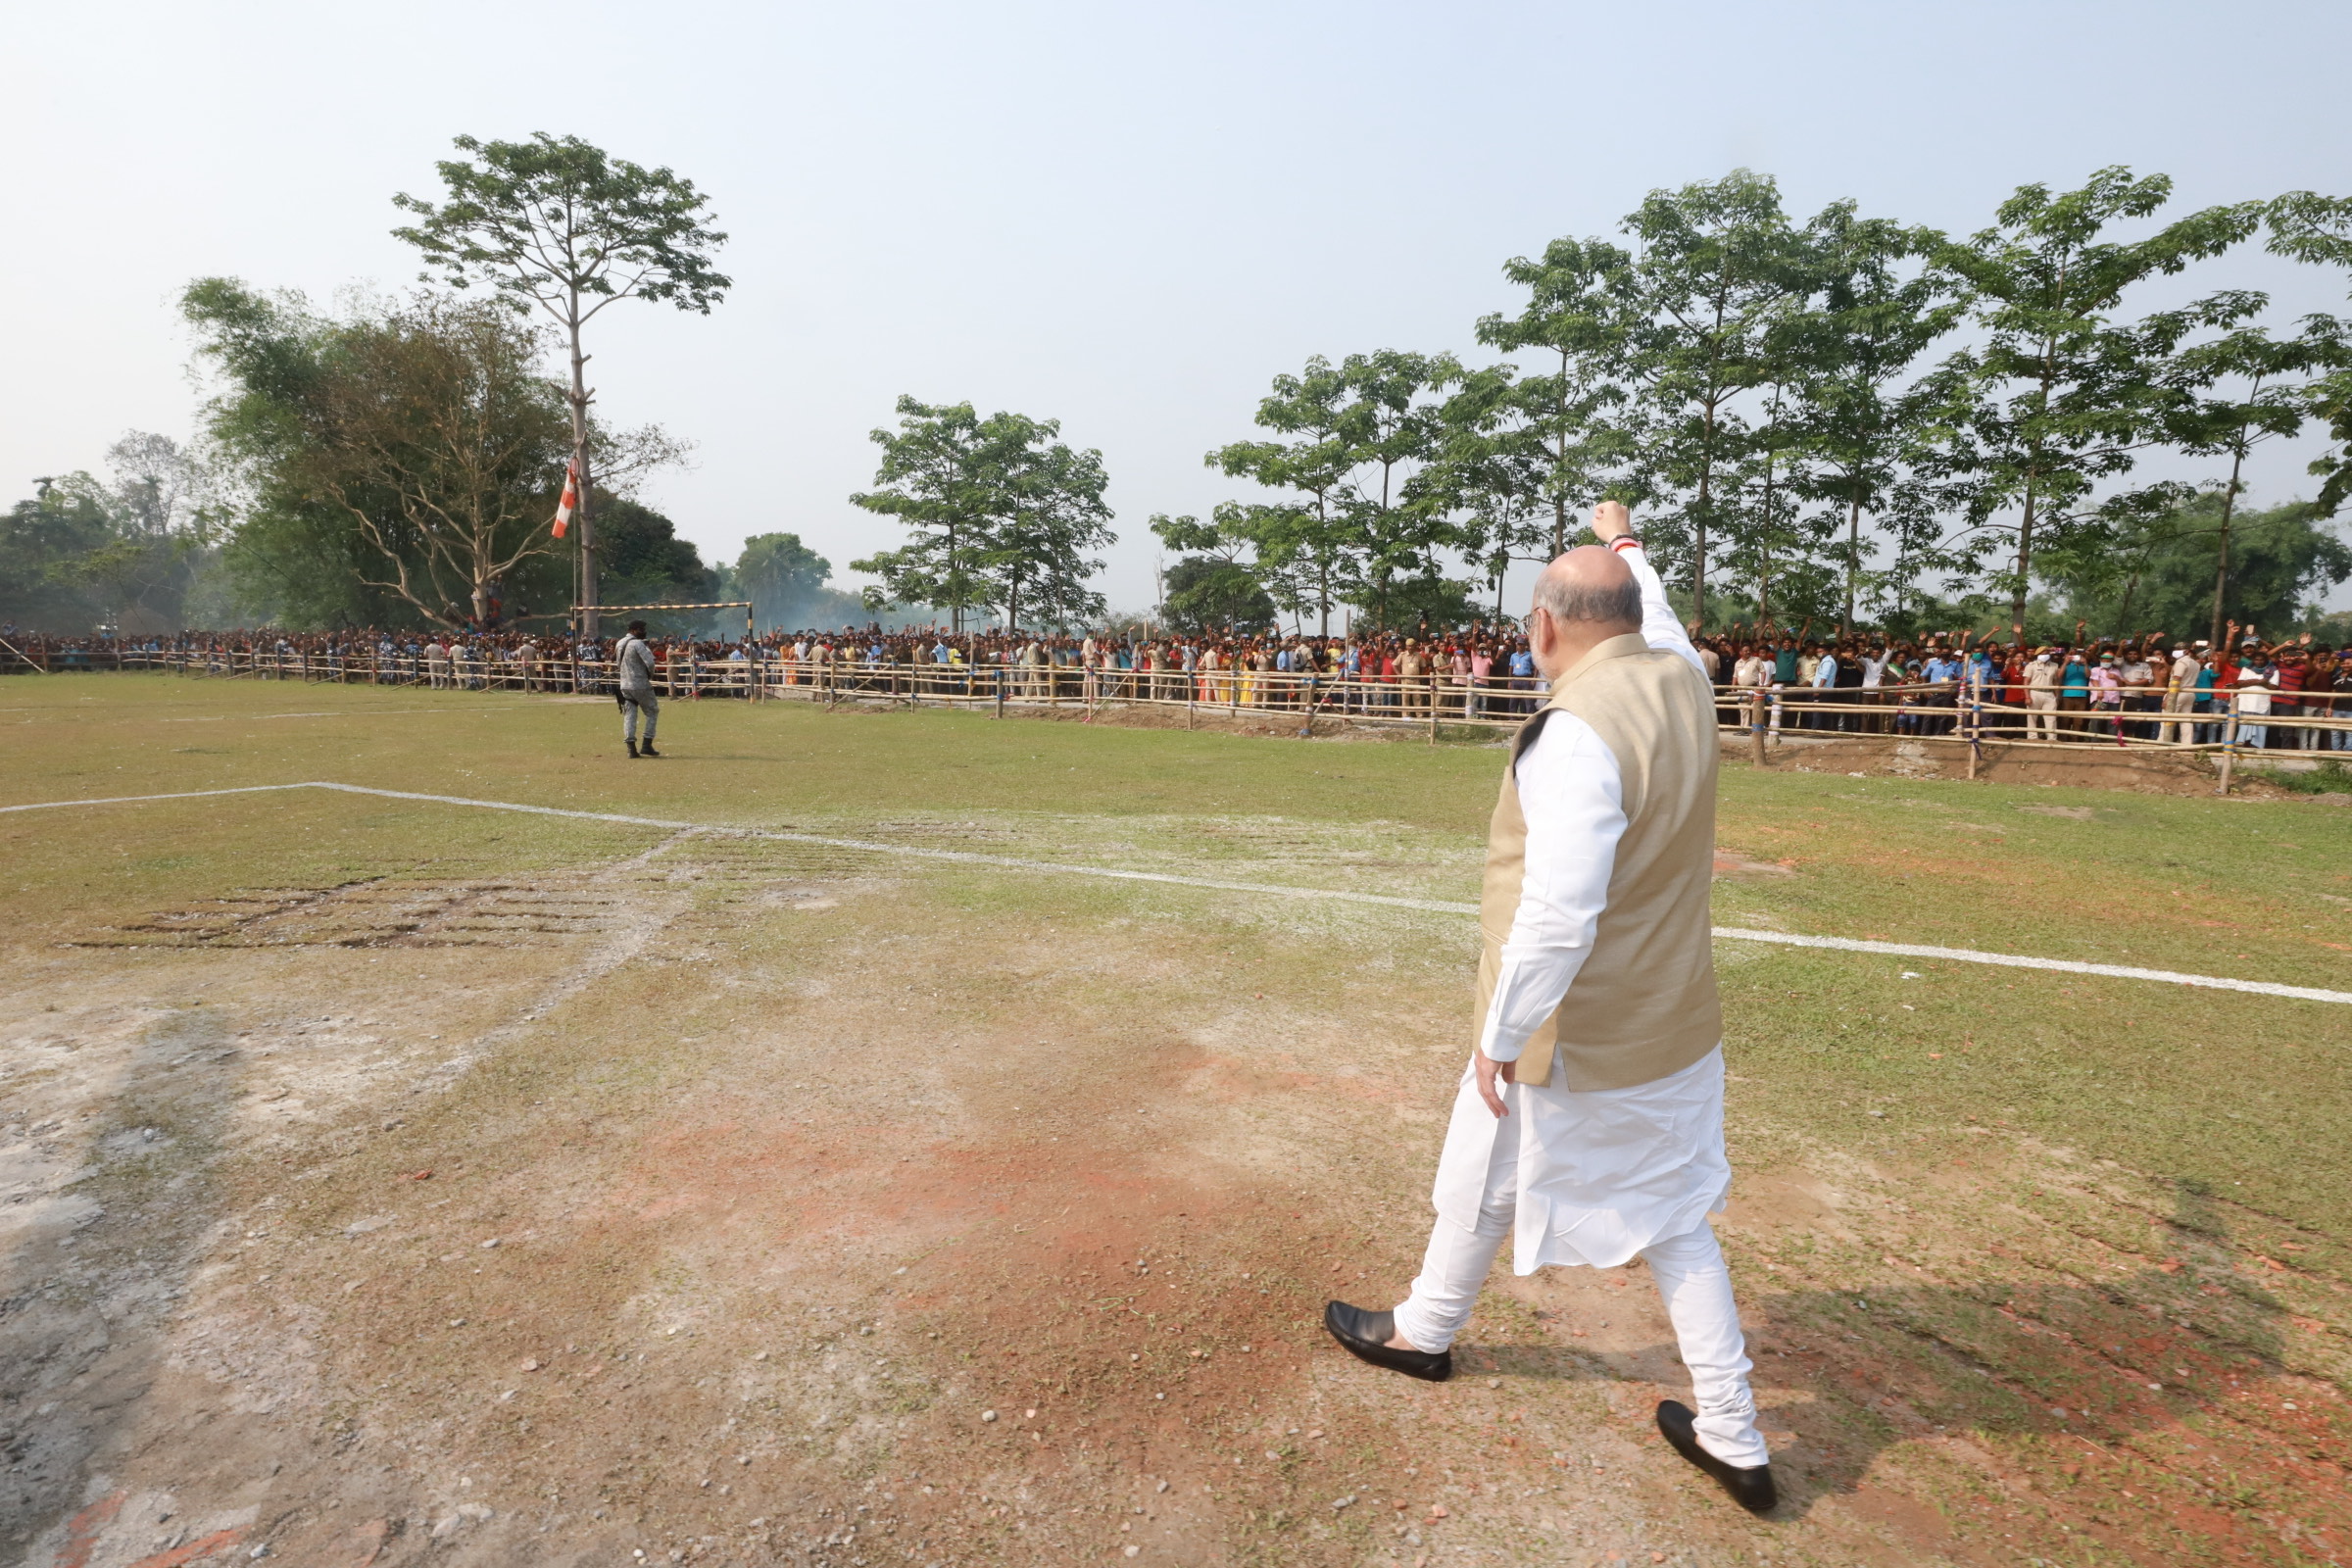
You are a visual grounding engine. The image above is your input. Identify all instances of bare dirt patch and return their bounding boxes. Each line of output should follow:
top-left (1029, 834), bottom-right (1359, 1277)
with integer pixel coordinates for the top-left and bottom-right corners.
top-left (1752, 733), bottom-right (2332, 800)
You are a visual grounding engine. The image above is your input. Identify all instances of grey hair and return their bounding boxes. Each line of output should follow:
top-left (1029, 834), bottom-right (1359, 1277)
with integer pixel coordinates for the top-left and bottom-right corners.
top-left (1533, 571), bottom-right (1641, 627)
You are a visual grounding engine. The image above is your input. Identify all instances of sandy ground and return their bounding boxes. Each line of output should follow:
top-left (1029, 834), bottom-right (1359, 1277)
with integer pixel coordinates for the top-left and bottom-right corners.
top-left (6, 795), bottom-right (2347, 1567)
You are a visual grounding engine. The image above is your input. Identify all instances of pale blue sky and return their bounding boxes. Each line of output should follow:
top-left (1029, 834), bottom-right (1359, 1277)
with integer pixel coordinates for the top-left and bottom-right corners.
top-left (8, 0), bottom-right (2350, 613)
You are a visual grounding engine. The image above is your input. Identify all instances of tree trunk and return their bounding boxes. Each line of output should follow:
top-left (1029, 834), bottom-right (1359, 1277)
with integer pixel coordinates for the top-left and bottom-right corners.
top-left (2011, 483), bottom-right (2037, 634)
top-left (2208, 462), bottom-right (2245, 651)
top-left (1551, 348), bottom-right (1572, 557)
top-left (1692, 408), bottom-right (1716, 632)
top-left (565, 295), bottom-right (597, 639)
top-left (1754, 392), bottom-right (1781, 630)
top-left (1842, 493), bottom-right (1862, 637)
top-left (2207, 418), bottom-right (2252, 650)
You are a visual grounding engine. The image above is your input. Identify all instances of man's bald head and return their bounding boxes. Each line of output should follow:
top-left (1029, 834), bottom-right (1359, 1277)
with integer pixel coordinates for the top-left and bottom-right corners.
top-left (1532, 546), bottom-right (1641, 630)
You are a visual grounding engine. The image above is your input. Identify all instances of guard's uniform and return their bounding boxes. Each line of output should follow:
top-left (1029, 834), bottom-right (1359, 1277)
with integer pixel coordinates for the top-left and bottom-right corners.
top-left (615, 634), bottom-right (660, 746)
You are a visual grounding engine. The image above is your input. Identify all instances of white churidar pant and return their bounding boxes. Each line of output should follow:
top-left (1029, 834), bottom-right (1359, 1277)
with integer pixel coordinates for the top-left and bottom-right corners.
top-left (1391, 1048), bottom-right (1766, 1469)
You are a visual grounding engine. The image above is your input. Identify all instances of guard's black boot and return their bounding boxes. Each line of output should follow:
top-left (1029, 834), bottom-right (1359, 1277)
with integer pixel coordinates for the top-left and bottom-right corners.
top-left (1322, 1301), bottom-right (1451, 1382)
top-left (1655, 1399), bottom-right (1777, 1514)
top-left (626, 738), bottom-right (640, 758)
top-left (639, 740), bottom-right (662, 758)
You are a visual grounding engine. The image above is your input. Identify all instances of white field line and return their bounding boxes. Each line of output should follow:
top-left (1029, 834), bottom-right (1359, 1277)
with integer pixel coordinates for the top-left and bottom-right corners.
top-left (1702, 927), bottom-right (2352, 1005)
top-left (9, 780), bottom-right (2351, 1007)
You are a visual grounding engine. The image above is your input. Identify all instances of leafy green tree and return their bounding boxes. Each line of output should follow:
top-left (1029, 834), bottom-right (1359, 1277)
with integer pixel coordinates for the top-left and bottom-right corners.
top-left (852, 397), bottom-right (1114, 630)
top-left (1717, 371), bottom-right (1829, 632)
top-left (8, 436), bottom-right (226, 631)
top-left (734, 531), bottom-right (836, 627)
top-left (597, 498), bottom-right (719, 606)
top-left (1933, 168), bottom-right (2261, 633)
top-left (1206, 357), bottom-right (1359, 634)
top-left (2264, 192), bottom-right (2352, 516)
top-left (1472, 235), bottom-right (1640, 556)
top-left (0, 480), bottom-right (114, 629)
top-left (1160, 556), bottom-right (1279, 634)
top-left (1620, 170), bottom-right (1803, 627)
top-left (1422, 365), bottom-right (1559, 617)
top-left (2153, 306), bottom-right (2333, 646)
top-left (395, 133), bottom-right (728, 635)
top-left (1335, 350), bottom-right (1465, 628)
top-left (850, 398), bottom-right (996, 630)
top-left (981, 423), bottom-right (1115, 628)
top-left (184, 279), bottom-right (650, 629)
top-left (1783, 206), bottom-right (1964, 632)
top-left (2040, 492), bottom-right (2350, 636)
top-left (182, 280), bottom-right (425, 628)
top-left (1150, 503), bottom-right (1317, 628)
top-left (1209, 351), bottom-right (1474, 632)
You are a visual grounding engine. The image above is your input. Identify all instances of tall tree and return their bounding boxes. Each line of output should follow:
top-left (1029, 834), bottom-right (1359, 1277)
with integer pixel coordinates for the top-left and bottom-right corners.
top-left (1933, 168), bottom-right (2260, 633)
top-left (1335, 350), bottom-right (1464, 629)
top-left (851, 398), bottom-right (1114, 630)
top-left (1783, 205), bottom-right (1964, 633)
top-left (394, 133), bottom-right (728, 636)
top-left (850, 398), bottom-right (998, 632)
top-left (1423, 365), bottom-right (1559, 616)
top-left (1473, 235), bottom-right (1640, 556)
top-left (1206, 358), bottom-right (1357, 633)
top-left (280, 291), bottom-right (570, 627)
top-left (1620, 170), bottom-right (1802, 628)
top-left (981, 420), bottom-right (1115, 629)
top-left (2154, 306), bottom-right (2331, 646)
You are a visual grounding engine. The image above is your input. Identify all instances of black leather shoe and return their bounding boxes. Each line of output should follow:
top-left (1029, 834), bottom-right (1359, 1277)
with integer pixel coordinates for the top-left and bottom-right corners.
top-left (625, 739), bottom-right (639, 758)
top-left (1655, 1399), bottom-right (1777, 1514)
top-left (1323, 1300), bottom-right (1451, 1382)
top-left (639, 742), bottom-right (662, 758)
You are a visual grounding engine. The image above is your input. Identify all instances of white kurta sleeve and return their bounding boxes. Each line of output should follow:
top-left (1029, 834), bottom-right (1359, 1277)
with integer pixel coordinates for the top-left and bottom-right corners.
top-left (1613, 541), bottom-right (1708, 678)
top-left (1477, 712), bottom-right (1627, 1062)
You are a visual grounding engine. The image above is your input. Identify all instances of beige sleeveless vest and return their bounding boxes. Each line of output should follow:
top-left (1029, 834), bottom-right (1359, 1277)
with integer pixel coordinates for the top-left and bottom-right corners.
top-left (1476, 632), bottom-right (1722, 1091)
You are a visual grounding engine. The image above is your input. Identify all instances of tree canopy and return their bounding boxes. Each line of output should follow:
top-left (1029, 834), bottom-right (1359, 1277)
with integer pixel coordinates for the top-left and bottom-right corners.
top-left (1182, 165), bottom-right (2352, 639)
top-left (851, 396), bottom-right (1115, 631)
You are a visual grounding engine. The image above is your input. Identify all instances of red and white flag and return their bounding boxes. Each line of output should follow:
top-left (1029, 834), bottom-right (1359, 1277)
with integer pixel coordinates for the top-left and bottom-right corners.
top-left (552, 461), bottom-right (579, 538)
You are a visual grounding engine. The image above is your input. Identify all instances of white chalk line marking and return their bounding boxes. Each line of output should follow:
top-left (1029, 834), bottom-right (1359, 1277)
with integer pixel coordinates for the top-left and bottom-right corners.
top-left (11, 780), bottom-right (2350, 1006)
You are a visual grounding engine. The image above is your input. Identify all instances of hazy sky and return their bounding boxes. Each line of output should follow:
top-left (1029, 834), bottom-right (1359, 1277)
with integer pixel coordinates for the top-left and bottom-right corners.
top-left (9, 0), bottom-right (2352, 614)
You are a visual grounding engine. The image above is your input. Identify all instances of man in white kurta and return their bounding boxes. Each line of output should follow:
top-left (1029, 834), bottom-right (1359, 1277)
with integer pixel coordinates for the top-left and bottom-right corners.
top-left (1323, 503), bottom-right (1774, 1513)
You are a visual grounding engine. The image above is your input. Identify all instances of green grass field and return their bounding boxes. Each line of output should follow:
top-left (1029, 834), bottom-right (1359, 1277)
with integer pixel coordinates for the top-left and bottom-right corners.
top-left (13, 674), bottom-right (2348, 1225)
top-left (6, 672), bottom-right (2350, 1567)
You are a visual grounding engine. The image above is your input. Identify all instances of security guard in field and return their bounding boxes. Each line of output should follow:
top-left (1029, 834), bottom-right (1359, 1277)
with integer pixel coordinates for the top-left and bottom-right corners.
top-left (615, 620), bottom-right (662, 758)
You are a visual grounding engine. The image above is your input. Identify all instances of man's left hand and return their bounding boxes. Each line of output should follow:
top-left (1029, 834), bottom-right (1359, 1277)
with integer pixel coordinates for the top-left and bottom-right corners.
top-left (1475, 1050), bottom-right (1517, 1118)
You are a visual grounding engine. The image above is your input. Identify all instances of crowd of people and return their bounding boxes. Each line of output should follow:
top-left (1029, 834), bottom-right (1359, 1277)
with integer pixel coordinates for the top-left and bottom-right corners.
top-left (3, 618), bottom-right (2345, 750)
top-left (1710, 626), bottom-right (2351, 751)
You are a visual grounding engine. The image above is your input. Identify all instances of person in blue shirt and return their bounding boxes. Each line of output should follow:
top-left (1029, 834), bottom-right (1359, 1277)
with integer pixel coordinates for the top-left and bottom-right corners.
top-left (2059, 649), bottom-right (2089, 740)
top-left (1921, 650), bottom-right (1961, 734)
top-left (1508, 643), bottom-right (1538, 715)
